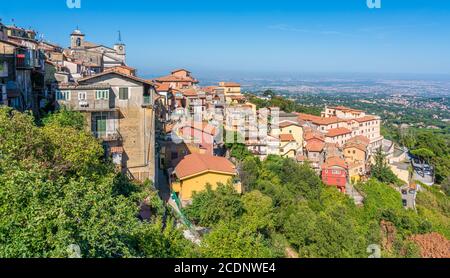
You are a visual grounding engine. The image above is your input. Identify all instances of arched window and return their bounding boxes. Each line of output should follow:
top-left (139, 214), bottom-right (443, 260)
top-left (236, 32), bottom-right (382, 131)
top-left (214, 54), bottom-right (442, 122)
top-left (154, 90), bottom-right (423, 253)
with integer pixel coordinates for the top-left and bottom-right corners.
top-left (76, 38), bottom-right (81, 47)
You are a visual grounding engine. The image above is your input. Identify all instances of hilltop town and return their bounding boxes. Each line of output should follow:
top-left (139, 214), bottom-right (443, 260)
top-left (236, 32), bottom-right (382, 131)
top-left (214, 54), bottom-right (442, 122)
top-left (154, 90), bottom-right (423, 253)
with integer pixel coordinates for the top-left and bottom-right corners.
top-left (0, 22), bottom-right (449, 259)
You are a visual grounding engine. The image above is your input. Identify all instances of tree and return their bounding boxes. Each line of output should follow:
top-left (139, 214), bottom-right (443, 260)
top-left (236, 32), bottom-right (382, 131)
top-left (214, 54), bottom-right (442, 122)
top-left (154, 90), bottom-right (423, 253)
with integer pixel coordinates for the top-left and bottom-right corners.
top-left (411, 148), bottom-right (435, 164)
top-left (0, 107), bottom-right (191, 258)
top-left (371, 148), bottom-right (400, 185)
top-left (239, 156), bottom-right (260, 191)
top-left (199, 219), bottom-right (275, 258)
top-left (185, 184), bottom-right (244, 227)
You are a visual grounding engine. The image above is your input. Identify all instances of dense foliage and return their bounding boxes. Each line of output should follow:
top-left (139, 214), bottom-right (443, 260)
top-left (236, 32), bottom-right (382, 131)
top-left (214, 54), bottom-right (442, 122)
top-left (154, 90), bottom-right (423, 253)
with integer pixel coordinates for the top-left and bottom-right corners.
top-left (371, 148), bottom-right (403, 185)
top-left (0, 107), bottom-right (192, 258)
top-left (246, 90), bottom-right (322, 116)
top-left (186, 155), bottom-right (449, 258)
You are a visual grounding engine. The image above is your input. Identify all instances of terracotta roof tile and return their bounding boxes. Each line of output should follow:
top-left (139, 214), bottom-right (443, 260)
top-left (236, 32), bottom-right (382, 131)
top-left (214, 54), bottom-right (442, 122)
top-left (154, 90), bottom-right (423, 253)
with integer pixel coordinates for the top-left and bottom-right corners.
top-left (306, 140), bottom-right (325, 152)
top-left (175, 153), bottom-right (236, 179)
top-left (322, 156), bottom-right (347, 169)
top-left (326, 127), bottom-right (352, 137)
top-left (298, 113), bottom-right (345, 125)
top-left (354, 116), bottom-right (378, 123)
top-left (279, 134), bottom-right (296, 142)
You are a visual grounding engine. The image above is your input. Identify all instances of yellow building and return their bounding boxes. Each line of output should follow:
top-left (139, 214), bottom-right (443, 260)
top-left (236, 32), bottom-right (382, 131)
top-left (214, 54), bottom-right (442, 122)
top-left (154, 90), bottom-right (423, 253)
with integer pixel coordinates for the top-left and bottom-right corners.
top-left (343, 136), bottom-right (370, 183)
top-left (279, 134), bottom-right (299, 158)
top-left (219, 82), bottom-right (244, 104)
top-left (348, 161), bottom-right (365, 184)
top-left (171, 153), bottom-right (241, 204)
top-left (278, 120), bottom-right (304, 147)
top-left (343, 136), bottom-right (370, 163)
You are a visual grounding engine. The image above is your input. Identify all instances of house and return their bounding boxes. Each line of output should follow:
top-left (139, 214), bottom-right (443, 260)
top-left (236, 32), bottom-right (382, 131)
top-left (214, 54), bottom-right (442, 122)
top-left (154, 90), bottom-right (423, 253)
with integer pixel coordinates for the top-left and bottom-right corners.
top-left (321, 156), bottom-right (348, 192)
top-left (325, 127), bottom-right (352, 146)
top-left (304, 138), bottom-right (325, 172)
top-left (343, 135), bottom-right (370, 183)
top-left (105, 65), bottom-right (136, 76)
top-left (67, 28), bottom-right (126, 70)
top-left (322, 106), bottom-right (383, 152)
top-left (56, 70), bottom-right (157, 182)
top-left (153, 69), bottom-right (199, 90)
top-left (348, 161), bottom-right (366, 184)
top-left (279, 134), bottom-right (298, 158)
top-left (170, 153), bottom-right (241, 204)
top-left (273, 120), bottom-right (304, 149)
top-left (176, 121), bottom-right (218, 156)
top-left (343, 135), bottom-right (370, 163)
top-left (218, 82), bottom-right (244, 104)
top-left (298, 113), bottom-right (346, 132)
top-left (0, 29), bottom-right (45, 114)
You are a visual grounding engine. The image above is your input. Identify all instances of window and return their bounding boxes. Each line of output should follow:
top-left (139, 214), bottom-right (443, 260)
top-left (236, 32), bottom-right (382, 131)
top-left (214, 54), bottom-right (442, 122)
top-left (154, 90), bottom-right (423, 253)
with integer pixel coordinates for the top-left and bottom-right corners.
top-left (119, 88), bottom-right (129, 100)
top-left (95, 90), bottom-right (109, 100)
top-left (56, 90), bottom-right (70, 101)
top-left (78, 92), bottom-right (87, 101)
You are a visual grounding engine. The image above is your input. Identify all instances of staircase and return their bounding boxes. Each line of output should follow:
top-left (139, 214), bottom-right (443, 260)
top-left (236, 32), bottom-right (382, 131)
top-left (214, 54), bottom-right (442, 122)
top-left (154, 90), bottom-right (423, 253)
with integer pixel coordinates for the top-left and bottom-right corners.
top-left (345, 183), bottom-right (364, 206)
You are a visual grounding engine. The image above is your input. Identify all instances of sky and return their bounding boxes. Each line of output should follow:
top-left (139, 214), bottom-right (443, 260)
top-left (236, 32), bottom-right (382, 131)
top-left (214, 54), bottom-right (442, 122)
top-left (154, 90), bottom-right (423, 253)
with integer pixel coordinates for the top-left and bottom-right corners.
top-left (1, 0), bottom-right (450, 78)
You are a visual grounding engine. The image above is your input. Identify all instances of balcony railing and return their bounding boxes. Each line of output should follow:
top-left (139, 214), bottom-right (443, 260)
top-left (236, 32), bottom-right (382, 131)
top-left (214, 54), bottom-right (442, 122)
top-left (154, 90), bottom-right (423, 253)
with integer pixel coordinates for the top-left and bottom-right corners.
top-left (72, 100), bottom-right (115, 111)
top-left (93, 130), bottom-right (122, 142)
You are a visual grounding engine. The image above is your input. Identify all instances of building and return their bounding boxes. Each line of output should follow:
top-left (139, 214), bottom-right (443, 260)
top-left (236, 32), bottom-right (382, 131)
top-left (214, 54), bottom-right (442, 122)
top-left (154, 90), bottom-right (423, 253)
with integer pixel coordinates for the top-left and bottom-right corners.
top-left (170, 153), bottom-right (242, 204)
top-left (325, 127), bottom-right (352, 146)
top-left (274, 120), bottom-right (304, 148)
top-left (343, 135), bottom-right (370, 183)
top-left (0, 25), bottom-right (46, 114)
top-left (304, 133), bottom-right (325, 172)
top-left (218, 82), bottom-right (244, 104)
top-left (176, 121), bottom-right (218, 156)
top-left (279, 133), bottom-right (299, 158)
top-left (56, 70), bottom-right (157, 182)
top-left (298, 113), bottom-right (346, 132)
top-left (321, 156), bottom-right (348, 192)
top-left (67, 28), bottom-right (126, 70)
top-left (322, 106), bottom-right (383, 151)
top-left (153, 69), bottom-right (199, 90)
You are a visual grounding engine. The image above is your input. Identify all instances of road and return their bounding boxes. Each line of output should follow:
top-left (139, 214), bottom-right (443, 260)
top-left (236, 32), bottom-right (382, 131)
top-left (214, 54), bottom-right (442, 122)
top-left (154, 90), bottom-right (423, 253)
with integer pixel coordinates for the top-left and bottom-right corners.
top-left (154, 140), bottom-right (171, 202)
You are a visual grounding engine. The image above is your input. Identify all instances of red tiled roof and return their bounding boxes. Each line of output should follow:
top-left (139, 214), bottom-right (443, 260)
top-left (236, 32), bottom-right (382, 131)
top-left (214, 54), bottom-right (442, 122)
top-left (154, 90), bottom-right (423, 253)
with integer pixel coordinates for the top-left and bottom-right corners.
top-left (344, 142), bottom-right (368, 152)
top-left (279, 120), bottom-right (301, 128)
top-left (279, 134), bottom-right (296, 142)
top-left (329, 106), bottom-right (363, 113)
top-left (154, 74), bottom-right (198, 83)
top-left (304, 130), bottom-right (325, 141)
top-left (306, 140), bottom-right (325, 152)
top-left (78, 70), bottom-right (154, 86)
top-left (326, 127), bottom-right (352, 137)
top-left (354, 116), bottom-right (377, 123)
top-left (298, 113), bottom-right (344, 125)
top-left (175, 153), bottom-right (236, 179)
top-left (171, 68), bottom-right (191, 74)
top-left (322, 156), bottom-right (347, 169)
top-left (155, 83), bottom-right (171, 92)
top-left (201, 86), bottom-right (218, 94)
top-left (347, 135), bottom-right (370, 145)
top-left (220, 82), bottom-right (241, 87)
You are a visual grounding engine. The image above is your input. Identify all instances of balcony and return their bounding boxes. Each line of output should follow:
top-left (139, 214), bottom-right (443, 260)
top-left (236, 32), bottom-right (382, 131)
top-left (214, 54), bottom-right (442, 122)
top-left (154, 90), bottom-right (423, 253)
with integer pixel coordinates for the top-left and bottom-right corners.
top-left (73, 99), bottom-right (116, 111)
top-left (93, 130), bottom-right (122, 142)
